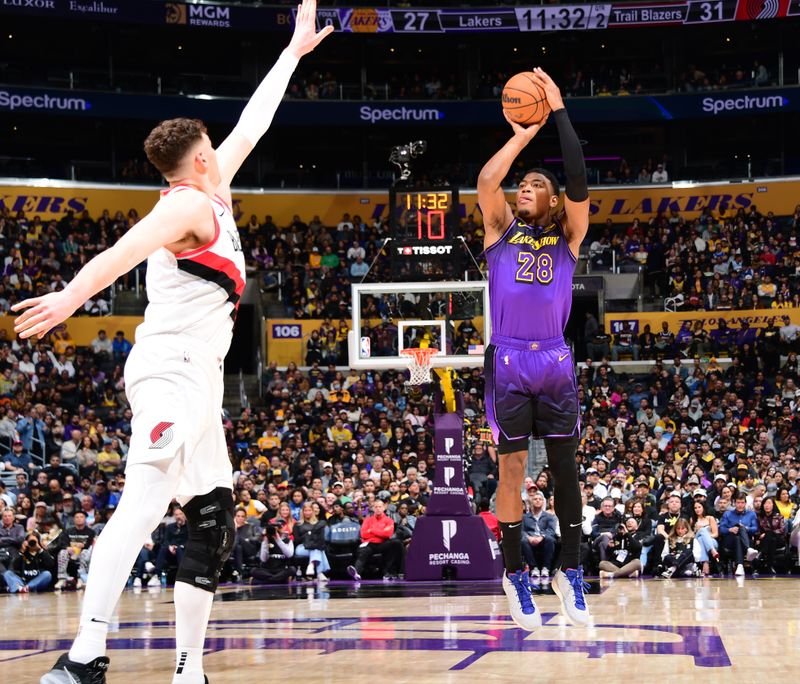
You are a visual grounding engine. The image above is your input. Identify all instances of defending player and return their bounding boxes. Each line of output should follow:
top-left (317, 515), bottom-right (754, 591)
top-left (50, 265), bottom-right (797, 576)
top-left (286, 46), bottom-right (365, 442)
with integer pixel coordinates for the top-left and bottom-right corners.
top-left (477, 68), bottom-right (590, 630)
top-left (14, 3), bottom-right (332, 682)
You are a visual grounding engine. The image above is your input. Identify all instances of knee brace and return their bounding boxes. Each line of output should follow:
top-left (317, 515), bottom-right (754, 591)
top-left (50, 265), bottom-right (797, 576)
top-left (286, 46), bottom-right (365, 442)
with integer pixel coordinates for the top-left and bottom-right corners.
top-left (176, 487), bottom-right (235, 592)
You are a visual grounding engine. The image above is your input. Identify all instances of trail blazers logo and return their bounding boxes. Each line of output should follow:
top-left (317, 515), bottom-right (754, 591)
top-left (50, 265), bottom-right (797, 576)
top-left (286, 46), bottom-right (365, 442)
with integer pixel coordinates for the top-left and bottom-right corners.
top-left (149, 421), bottom-right (175, 449)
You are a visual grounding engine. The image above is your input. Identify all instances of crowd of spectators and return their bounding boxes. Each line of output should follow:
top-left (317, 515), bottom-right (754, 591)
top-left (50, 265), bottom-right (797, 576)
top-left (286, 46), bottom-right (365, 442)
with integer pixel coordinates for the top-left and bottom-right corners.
top-left (287, 69), bottom-right (463, 101)
top-left (478, 62), bottom-right (668, 101)
top-left (288, 56), bottom-right (774, 105)
top-left (120, 158), bottom-right (162, 183)
top-left (1, 195), bottom-right (799, 592)
top-left (559, 331), bottom-right (800, 578)
top-left (0, 206), bottom-right (141, 315)
top-left (588, 203), bottom-right (800, 314)
top-left (244, 209), bottom-right (484, 320)
top-left (679, 60), bottom-right (773, 93)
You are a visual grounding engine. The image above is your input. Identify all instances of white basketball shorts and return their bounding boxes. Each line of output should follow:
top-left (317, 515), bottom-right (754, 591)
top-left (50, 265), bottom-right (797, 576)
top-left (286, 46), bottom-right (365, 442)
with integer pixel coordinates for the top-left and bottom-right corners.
top-left (124, 334), bottom-right (232, 504)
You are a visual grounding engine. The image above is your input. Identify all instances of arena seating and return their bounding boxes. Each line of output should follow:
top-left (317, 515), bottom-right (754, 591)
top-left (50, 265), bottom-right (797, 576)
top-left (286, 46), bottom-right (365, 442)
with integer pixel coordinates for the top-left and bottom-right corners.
top-left (0, 199), bottom-right (798, 593)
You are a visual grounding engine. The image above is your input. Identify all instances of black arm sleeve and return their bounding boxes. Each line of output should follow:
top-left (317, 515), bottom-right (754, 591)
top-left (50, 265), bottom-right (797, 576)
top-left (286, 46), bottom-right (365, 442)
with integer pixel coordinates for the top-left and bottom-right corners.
top-left (553, 108), bottom-right (588, 202)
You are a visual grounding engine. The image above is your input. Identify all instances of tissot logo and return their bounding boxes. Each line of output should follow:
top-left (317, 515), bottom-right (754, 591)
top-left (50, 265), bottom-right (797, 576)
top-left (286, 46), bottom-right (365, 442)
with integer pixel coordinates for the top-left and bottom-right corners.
top-left (702, 94), bottom-right (787, 115)
top-left (397, 245), bottom-right (454, 256)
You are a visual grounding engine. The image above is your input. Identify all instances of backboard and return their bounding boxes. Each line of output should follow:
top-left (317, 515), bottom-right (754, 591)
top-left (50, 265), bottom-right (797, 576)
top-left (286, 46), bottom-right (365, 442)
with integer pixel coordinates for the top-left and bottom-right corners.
top-left (348, 281), bottom-right (490, 370)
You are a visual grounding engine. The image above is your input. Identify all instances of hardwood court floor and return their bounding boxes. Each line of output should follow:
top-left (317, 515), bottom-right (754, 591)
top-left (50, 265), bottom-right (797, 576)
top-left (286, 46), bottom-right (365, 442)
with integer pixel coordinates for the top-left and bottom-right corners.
top-left (1, 577), bottom-right (797, 683)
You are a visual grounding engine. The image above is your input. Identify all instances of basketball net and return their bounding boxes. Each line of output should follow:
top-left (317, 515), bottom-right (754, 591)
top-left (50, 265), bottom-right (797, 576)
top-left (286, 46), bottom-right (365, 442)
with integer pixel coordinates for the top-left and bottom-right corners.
top-left (401, 347), bottom-right (439, 385)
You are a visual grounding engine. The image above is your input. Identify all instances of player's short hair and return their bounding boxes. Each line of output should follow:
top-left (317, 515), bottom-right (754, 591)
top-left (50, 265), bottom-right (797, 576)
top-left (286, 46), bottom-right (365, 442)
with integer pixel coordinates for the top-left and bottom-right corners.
top-left (525, 168), bottom-right (560, 198)
top-left (144, 117), bottom-right (208, 175)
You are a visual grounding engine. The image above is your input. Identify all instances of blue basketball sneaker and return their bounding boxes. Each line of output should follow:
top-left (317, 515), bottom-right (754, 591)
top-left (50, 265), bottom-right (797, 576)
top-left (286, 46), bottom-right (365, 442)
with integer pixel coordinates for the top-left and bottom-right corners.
top-left (552, 567), bottom-right (591, 625)
top-left (502, 568), bottom-right (542, 631)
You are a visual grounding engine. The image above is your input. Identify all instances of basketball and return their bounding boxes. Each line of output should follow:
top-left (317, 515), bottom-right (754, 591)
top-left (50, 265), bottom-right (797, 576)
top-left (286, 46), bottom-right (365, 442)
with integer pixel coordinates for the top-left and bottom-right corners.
top-left (501, 72), bottom-right (551, 126)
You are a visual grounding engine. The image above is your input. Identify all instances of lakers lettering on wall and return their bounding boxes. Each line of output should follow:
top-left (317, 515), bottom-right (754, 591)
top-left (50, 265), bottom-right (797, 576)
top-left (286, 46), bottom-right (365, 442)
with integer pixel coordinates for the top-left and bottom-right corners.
top-left (1, 178), bottom-right (797, 226)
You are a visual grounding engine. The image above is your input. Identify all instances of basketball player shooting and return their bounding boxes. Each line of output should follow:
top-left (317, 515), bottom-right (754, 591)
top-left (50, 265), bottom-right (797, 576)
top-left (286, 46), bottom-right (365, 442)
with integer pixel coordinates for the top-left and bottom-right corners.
top-left (477, 68), bottom-right (590, 630)
top-left (12, 2), bottom-right (332, 683)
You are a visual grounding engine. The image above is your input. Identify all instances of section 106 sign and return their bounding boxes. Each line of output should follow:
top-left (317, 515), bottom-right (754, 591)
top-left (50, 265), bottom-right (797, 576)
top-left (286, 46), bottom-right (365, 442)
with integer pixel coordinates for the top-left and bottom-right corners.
top-left (272, 324), bottom-right (302, 339)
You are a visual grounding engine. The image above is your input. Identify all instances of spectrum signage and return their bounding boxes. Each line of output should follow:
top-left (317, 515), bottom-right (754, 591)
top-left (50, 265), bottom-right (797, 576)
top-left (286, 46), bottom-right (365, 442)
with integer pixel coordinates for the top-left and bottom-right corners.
top-left (701, 94), bottom-right (789, 115)
top-left (1, 85), bottom-right (798, 125)
top-left (1, 0), bottom-right (799, 33)
top-left (0, 90), bottom-right (90, 112)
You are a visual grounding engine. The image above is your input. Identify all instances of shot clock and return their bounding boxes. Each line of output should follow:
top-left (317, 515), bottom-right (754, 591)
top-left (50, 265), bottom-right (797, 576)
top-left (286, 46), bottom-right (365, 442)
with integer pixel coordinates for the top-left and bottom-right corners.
top-left (388, 186), bottom-right (462, 279)
top-left (390, 187), bottom-right (459, 241)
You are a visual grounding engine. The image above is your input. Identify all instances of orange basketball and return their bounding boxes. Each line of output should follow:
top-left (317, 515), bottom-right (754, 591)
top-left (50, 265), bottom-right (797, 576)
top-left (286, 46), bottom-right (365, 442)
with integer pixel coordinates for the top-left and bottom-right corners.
top-left (501, 72), bottom-right (551, 126)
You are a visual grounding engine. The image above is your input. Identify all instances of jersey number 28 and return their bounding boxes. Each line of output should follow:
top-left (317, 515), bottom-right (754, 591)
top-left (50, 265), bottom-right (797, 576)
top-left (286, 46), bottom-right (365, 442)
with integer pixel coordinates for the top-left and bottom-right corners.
top-left (515, 252), bottom-right (553, 285)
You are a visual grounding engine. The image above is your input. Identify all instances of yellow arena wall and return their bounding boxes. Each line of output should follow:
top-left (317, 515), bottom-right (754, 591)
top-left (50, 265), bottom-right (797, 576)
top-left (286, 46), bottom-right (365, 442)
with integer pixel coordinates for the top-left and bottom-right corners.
top-left (2, 177), bottom-right (798, 225)
top-left (0, 316), bottom-right (141, 348)
top-left (604, 308), bottom-right (800, 335)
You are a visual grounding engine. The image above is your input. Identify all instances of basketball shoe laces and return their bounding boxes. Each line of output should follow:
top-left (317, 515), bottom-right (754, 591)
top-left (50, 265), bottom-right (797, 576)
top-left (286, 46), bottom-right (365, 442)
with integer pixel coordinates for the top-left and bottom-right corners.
top-left (565, 567), bottom-right (589, 611)
top-left (508, 569), bottom-right (536, 614)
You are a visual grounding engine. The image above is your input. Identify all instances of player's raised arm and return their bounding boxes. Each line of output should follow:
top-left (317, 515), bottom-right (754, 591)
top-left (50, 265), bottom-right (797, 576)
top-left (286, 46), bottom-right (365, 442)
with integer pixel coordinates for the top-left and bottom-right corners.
top-left (477, 111), bottom-right (548, 250)
top-left (214, 0), bottom-right (334, 202)
top-left (10, 191), bottom-right (209, 339)
top-left (531, 68), bottom-right (589, 257)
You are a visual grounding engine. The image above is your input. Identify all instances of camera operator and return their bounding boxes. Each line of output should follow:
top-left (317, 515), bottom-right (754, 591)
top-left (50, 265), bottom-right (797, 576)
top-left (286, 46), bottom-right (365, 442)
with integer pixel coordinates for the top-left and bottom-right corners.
top-left (2, 530), bottom-right (55, 593)
top-left (598, 518), bottom-right (644, 578)
top-left (251, 519), bottom-right (295, 585)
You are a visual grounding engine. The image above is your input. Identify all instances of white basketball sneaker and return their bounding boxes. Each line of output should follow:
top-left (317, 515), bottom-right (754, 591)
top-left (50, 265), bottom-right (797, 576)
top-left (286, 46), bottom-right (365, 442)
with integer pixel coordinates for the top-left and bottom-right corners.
top-left (502, 569), bottom-right (542, 631)
top-left (552, 567), bottom-right (591, 626)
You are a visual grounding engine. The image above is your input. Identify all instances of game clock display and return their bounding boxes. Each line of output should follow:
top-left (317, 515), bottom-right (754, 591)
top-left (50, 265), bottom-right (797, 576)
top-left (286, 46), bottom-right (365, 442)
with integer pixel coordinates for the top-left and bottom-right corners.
top-left (388, 186), bottom-right (462, 277)
top-left (389, 187), bottom-right (459, 241)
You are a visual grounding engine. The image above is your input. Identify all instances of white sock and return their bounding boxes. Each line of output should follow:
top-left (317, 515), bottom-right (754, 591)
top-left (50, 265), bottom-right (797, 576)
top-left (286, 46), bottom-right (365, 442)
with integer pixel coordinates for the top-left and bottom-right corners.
top-left (69, 461), bottom-right (181, 664)
top-left (172, 581), bottom-right (214, 683)
top-left (69, 617), bottom-right (109, 664)
top-left (173, 647), bottom-right (205, 683)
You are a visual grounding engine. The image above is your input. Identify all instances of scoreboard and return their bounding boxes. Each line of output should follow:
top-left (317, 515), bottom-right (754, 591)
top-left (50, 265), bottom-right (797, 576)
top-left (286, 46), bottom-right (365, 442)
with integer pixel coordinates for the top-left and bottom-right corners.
top-left (308, 0), bottom-right (800, 33)
top-left (3, 0), bottom-right (797, 33)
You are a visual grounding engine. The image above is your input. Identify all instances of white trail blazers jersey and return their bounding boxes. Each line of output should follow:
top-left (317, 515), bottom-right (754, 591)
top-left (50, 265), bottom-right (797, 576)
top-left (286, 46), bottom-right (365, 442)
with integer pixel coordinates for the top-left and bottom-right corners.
top-left (135, 184), bottom-right (246, 359)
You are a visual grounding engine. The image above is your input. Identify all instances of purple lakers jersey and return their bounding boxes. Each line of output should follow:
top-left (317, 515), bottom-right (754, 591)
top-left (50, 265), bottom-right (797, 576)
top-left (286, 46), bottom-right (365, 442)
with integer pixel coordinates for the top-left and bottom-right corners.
top-left (484, 217), bottom-right (576, 340)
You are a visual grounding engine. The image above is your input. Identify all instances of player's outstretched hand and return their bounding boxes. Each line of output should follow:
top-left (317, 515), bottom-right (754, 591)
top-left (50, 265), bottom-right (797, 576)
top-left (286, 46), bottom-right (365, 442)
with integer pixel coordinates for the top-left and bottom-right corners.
top-left (503, 109), bottom-right (549, 141)
top-left (287, 0), bottom-right (334, 59)
top-left (531, 67), bottom-right (565, 112)
top-left (11, 291), bottom-right (79, 340)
